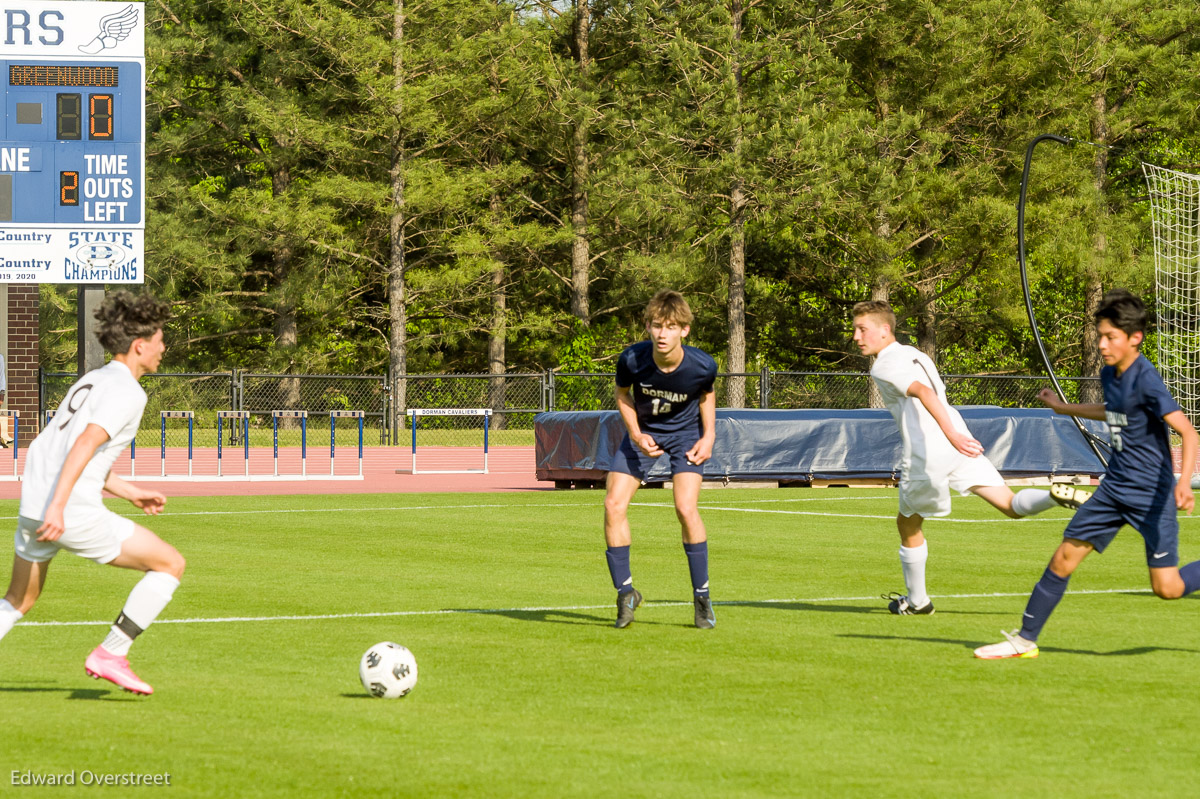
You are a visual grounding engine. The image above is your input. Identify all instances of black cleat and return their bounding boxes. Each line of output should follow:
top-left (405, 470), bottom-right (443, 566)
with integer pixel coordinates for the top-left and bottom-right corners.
top-left (883, 591), bottom-right (935, 615)
top-left (694, 595), bottom-right (715, 629)
top-left (1050, 482), bottom-right (1091, 510)
top-left (615, 588), bottom-right (642, 628)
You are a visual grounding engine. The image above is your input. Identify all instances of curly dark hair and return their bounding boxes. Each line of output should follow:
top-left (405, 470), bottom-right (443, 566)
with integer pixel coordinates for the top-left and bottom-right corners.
top-left (94, 291), bottom-right (171, 354)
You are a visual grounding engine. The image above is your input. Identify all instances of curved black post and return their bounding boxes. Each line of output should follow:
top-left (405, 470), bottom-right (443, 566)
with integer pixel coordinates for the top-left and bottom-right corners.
top-left (1017, 134), bottom-right (1109, 468)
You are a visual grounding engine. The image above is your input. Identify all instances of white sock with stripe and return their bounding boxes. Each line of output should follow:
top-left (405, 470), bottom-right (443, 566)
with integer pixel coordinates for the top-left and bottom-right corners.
top-left (101, 571), bottom-right (180, 657)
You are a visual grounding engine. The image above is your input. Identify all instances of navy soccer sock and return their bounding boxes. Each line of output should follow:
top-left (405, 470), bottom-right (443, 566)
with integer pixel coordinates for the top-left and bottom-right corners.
top-left (683, 541), bottom-right (710, 597)
top-left (1179, 560), bottom-right (1200, 596)
top-left (1018, 567), bottom-right (1070, 642)
top-left (606, 546), bottom-right (634, 595)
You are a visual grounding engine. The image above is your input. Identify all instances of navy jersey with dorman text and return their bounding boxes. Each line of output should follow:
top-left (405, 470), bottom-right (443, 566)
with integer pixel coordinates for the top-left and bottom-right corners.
top-left (1101, 354), bottom-right (1182, 491)
top-left (615, 341), bottom-right (717, 437)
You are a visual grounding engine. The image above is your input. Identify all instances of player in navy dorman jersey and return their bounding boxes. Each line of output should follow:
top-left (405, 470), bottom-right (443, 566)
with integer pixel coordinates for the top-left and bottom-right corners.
top-left (604, 290), bottom-right (718, 629)
top-left (976, 290), bottom-right (1200, 659)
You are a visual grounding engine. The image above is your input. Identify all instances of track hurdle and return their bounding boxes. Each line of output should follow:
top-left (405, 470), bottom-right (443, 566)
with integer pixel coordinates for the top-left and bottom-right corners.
top-left (0, 409), bottom-right (17, 479)
top-left (330, 410), bottom-right (365, 477)
top-left (161, 411), bottom-right (194, 477)
top-left (273, 410), bottom-right (308, 477)
top-left (218, 411), bottom-right (251, 477)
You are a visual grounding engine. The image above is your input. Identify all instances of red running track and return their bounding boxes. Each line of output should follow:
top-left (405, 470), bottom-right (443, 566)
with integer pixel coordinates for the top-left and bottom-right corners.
top-left (0, 446), bottom-right (546, 499)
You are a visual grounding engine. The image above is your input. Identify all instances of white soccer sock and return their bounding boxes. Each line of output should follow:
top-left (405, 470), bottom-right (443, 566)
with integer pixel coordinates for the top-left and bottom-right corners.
top-left (101, 571), bottom-right (180, 657)
top-left (1010, 489), bottom-right (1056, 517)
top-left (0, 598), bottom-right (23, 641)
top-left (899, 543), bottom-right (929, 608)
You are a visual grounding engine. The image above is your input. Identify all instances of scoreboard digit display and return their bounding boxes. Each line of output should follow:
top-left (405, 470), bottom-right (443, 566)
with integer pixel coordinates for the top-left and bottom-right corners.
top-left (1, 1), bottom-right (144, 283)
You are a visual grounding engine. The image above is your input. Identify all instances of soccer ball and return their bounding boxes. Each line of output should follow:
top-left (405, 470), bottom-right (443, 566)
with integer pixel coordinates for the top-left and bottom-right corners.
top-left (359, 642), bottom-right (419, 699)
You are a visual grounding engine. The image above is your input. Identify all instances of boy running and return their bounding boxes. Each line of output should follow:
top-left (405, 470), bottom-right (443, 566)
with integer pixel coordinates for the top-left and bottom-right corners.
top-left (852, 300), bottom-right (1084, 615)
top-left (604, 290), bottom-right (718, 629)
top-left (975, 290), bottom-right (1200, 658)
top-left (0, 292), bottom-right (183, 695)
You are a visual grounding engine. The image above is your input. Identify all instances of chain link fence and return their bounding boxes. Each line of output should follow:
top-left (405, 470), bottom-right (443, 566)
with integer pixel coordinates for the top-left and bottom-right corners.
top-left (40, 368), bottom-right (1103, 446)
top-left (240, 373), bottom-right (388, 447)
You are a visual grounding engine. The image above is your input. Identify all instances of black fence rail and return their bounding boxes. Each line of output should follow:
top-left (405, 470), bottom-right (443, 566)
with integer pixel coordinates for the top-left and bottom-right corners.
top-left (40, 368), bottom-right (1104, 444)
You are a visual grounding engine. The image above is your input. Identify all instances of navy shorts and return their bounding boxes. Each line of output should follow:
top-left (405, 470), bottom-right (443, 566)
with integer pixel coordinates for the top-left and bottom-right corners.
top-left (609, 432), bottom-right (705, 480)
top-left (1063, 478), bottom-right (1180, 567)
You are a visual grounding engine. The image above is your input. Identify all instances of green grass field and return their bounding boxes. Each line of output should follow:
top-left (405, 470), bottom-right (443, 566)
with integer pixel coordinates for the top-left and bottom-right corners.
top-left (2, 488), bottom-right (1197, 798)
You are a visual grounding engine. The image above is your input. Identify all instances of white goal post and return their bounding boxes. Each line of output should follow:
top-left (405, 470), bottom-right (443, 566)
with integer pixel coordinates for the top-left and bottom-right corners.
top-left (409, 408), bottom-right (491, 475)
top-left (1143, 162), bottom-right (1200, 482)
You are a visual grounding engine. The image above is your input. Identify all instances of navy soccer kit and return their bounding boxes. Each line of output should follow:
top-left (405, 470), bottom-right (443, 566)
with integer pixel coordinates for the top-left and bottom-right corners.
top-left (611, 341), bottom-right (717, 479)
top-left (1065, 355), bottom-right (1184, 566)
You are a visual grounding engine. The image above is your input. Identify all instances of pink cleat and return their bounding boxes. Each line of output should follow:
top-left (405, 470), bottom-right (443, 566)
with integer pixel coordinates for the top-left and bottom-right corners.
top-left (85, 646), bottom-right (153, 695)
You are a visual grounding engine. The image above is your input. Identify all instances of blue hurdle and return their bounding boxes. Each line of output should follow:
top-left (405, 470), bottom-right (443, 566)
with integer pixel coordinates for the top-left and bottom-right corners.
top-left (273, 410), bottom-right (308, 477)
top-left (217, 411), bottom-right (251, 477)
top-left (160, 411), bottom-right (194, 477)
top-left (330, 410), bottom-right (365, 477)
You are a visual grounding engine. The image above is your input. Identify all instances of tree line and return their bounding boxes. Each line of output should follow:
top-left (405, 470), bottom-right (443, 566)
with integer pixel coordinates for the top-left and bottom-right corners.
top-left (40, 0), bottom-right (1200, 398)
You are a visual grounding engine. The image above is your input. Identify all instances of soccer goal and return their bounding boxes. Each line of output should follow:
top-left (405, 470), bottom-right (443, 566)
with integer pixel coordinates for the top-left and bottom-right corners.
top-left (409, 408), bottom-right (491, 474)
top-left (1143, 162), bottom-right (1200, 483)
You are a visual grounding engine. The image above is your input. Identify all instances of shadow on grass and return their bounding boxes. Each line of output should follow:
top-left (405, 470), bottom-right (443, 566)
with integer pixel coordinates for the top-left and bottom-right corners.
top-left (722, 601), bottom-right (1008, 617)
top-left (839, 633), bottom-right (1200, 656)
top-left (0, 684), bottom-right (124, 700)
top-left (447, 607), bottom-right (614, 627)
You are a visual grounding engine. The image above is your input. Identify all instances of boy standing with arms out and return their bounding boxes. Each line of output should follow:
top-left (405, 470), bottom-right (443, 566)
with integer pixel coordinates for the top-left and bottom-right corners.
top-left (976, 290), bottom-right (1200, 658)
top-left (604, 290), bottom-right (718, 629)
top-left (853, 300), bottom-right (1084, 615)
top-left (0, 292), bottom-right (183, 694)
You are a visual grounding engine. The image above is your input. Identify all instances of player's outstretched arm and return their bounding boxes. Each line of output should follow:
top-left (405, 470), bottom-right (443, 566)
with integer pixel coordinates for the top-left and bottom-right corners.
top-left (906, 381), bottom-right (983, 457)
top-left (616, 384), bottom-right (661, 457)
top-left (104, 471), bottom-right (166, 516)
top-left (36, 423), bottom-right (111, 542)
top-left (1164, 410), bottom-right (1197, 514)
top-left (1037, 388), bottom-right (1107, 420)
top-left (686, 390), bottom-right (717, 465)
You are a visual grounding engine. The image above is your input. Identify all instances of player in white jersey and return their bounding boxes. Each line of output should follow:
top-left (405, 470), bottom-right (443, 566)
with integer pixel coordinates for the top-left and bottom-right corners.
top-left (0, 292), bottom-right (182, 695)
top-left (852, 301), bottom-right (1086, 615)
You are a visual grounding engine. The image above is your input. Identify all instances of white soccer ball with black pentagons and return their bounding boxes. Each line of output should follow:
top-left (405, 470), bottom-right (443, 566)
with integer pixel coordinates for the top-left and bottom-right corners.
top-left (359, 641), bottom-right (418, 699)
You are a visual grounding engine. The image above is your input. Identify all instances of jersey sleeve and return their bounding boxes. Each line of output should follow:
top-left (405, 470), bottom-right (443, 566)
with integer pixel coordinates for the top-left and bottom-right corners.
top-left (872, 353), bottom-right (927, 396)
top-left (87, 381), bottom-right (147, 439)
top-left (1141, 367), bottom-right (1184, 419)
top-left (700, 355), bottom-right (717, 394)
top-left (615, 347), bottom-right (635, 388)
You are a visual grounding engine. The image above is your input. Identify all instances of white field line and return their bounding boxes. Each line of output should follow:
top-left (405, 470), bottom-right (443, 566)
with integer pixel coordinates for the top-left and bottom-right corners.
top-left (15, 587), bottom-right (1152, 629)
top-left (631, 502), bottom-right (1037, 523)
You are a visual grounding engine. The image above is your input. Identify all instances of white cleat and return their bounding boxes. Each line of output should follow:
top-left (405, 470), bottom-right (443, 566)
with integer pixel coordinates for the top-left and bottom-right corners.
top-left (1050, 482), bottom-right (1091, 510)
top-left (974, 630), bottom-right (1039, 660)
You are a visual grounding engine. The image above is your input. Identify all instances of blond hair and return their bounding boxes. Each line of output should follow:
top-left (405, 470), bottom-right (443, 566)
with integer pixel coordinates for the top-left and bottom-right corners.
top-left (644, 289), bottom-right (694, 326)
top-left (851, 299), bottom-right (895, 332)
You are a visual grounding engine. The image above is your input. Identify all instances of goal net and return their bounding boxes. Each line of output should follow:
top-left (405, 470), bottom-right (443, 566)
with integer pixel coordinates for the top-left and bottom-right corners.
top-left (1143, 162), bottom-right (1200, 479)
top-left (409, 408), bottom-right (491, 474)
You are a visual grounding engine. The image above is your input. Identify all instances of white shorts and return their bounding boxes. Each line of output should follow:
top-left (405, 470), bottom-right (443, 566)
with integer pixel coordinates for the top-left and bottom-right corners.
top-left (898, 456), bottom-right (1005, 519)
top-left (13, 511), bottom-right (136, 565)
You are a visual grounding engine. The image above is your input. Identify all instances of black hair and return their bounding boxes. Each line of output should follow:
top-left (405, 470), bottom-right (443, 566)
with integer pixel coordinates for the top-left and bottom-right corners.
top-left (1094, 289), bottom-right (1147, 338)
top-left (94, 291), bottom-right (171, 354)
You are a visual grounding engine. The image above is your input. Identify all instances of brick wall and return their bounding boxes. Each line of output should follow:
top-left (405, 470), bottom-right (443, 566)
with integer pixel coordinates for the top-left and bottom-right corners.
top-left (7, 285), bottom-right (39, 433)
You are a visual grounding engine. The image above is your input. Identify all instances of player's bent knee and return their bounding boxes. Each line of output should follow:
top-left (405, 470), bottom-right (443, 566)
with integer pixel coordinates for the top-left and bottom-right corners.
top-left (163, 549), bottom-right (186, 579)
top-left (603, 496), bottom-right (629, 520)
top-left (1152, 583), bottom-right (1184, 600)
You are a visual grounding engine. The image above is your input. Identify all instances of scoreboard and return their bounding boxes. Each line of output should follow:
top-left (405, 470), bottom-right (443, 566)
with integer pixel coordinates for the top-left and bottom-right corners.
top-left (1, 1), bottom-right (144, 283)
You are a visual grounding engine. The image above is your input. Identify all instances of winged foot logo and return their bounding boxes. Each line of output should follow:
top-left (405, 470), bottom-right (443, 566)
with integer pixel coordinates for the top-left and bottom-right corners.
top-left (78, 4), bottom-right (138, 54)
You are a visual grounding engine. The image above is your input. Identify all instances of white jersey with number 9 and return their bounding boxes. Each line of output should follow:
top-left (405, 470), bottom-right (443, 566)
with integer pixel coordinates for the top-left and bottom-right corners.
top-left (19, 360), bottom-right (147, 525)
